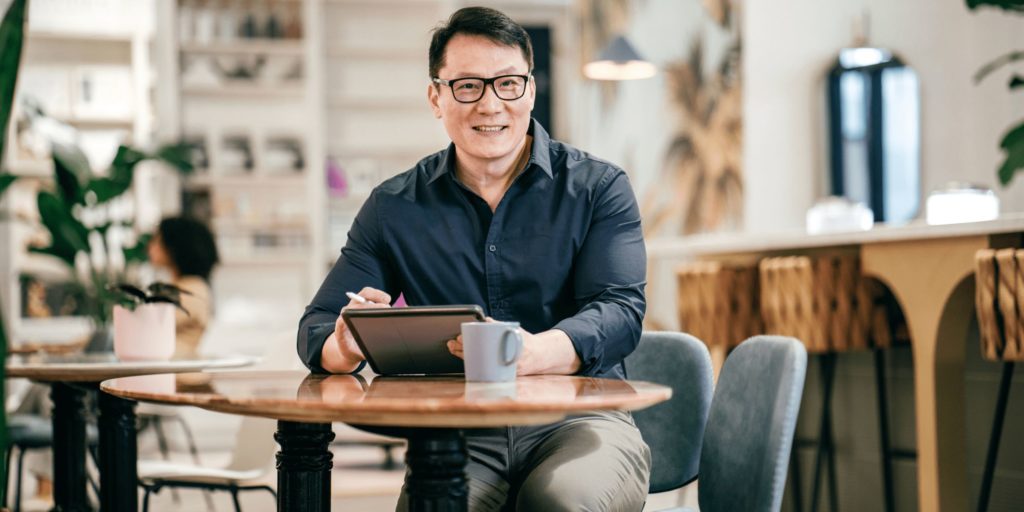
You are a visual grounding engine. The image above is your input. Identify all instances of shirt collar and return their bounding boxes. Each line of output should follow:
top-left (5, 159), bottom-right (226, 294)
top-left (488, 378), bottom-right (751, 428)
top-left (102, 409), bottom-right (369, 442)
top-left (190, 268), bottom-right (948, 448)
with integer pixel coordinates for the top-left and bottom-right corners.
top-left (428, 118), bottom-right (554, 184)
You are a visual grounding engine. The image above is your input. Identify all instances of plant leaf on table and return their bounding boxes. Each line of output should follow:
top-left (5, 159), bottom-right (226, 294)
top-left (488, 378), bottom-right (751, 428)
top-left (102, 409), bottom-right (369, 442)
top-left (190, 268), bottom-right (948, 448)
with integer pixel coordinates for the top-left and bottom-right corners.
top-left (998, 122), bottom-right (1024, 185)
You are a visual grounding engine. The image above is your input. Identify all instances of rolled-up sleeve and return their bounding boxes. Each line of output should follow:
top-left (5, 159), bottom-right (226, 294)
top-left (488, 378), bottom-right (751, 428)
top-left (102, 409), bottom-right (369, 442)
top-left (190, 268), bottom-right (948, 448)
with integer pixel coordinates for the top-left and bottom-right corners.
top-left (297, 191), bottom-right (395, 373)
top-left (554, 170), bottom-right (646, 375)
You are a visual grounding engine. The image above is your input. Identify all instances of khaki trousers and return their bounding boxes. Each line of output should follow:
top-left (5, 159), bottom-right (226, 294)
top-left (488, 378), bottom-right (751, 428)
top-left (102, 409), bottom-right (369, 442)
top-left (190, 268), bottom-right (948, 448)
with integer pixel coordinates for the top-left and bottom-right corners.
top-left (397, 409), bottom-right (651, 512)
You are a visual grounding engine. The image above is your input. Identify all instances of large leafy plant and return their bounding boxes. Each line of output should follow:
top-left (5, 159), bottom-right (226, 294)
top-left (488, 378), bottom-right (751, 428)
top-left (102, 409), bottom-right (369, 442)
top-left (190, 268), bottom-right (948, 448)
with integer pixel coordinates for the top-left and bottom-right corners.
top-left (0, 0), bottom-right (29, 504)
top-left (33, 141), bottom-right (191, 327)
top-left (967, 0), bottom-right (1024, 185)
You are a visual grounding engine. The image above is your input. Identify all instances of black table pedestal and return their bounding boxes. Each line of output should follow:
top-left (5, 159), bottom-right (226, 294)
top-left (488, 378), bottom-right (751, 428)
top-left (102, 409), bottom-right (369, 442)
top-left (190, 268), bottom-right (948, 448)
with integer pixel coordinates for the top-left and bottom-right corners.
top-left (405, 429), bottom-right (468, 512)
top-left (275, 421), bottom-right (335, 512)
top-left (50, 383), bottom-right (91, 512)
top-left (97, 391), bottom-right (138, 512)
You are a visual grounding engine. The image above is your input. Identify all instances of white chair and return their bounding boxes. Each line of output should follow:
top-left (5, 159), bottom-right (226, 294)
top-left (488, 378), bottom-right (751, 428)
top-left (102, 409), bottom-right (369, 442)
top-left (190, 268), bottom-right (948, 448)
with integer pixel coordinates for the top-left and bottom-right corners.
top-left (139, 417), bottom-right (278, 512)
top-left (136, 334), bottom-right (291, 511)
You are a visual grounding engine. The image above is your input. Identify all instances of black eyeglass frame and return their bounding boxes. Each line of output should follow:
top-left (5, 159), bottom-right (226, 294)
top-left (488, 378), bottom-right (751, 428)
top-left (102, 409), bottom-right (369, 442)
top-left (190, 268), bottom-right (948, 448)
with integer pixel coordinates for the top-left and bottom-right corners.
top-left (431, 74), bottom-right (533, 103)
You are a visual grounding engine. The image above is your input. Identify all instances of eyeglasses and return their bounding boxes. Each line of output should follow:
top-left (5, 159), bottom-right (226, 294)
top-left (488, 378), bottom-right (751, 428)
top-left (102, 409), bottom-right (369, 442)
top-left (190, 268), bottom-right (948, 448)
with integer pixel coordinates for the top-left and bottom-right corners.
top-left (432, 74), bottom-right (531, 103)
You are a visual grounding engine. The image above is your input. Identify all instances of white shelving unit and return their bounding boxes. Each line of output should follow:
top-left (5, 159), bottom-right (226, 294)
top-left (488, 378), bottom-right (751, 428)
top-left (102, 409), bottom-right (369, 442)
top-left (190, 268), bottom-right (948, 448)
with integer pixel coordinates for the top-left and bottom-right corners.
top-left (1, 0), bottom-right (157, 344)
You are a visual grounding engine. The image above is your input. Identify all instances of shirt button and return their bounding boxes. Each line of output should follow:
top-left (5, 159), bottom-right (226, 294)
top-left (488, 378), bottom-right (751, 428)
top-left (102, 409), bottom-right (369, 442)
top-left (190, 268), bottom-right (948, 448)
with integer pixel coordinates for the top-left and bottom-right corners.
top-left (488, 244), bottom-right (497, 252)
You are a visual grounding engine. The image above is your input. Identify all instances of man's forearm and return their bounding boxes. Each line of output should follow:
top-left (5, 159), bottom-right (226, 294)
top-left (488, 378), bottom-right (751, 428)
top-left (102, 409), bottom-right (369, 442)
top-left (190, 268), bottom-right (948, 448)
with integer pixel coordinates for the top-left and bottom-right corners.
top-left (319, 331), bottom-right (364, 373)
top-left (524, 329), bottom-right (581, 375)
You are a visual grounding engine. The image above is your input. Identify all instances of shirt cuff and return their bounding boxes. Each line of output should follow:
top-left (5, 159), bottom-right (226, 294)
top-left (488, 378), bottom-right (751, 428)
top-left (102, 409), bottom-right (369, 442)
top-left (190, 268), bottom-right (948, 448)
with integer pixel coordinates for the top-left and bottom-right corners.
top-left (552, 317), bottom-right (602, 376)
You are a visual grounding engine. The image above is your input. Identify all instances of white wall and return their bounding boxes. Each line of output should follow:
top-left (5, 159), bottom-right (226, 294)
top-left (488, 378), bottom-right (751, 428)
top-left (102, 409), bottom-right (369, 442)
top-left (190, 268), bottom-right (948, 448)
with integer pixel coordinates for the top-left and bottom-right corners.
top-left (744, 0), bottom-right (1024, 233)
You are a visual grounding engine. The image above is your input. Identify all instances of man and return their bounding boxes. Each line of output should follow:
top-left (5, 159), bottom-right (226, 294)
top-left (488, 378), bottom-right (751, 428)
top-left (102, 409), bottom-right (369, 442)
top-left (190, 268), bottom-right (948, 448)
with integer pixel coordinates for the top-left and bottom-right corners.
top-left (298, 6), bottom-right (649, 510)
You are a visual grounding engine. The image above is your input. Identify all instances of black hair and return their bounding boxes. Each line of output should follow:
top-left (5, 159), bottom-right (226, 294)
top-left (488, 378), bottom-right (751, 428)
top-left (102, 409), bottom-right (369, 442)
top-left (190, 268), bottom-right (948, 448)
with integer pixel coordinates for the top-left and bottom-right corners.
top-left (157, 217), bottom-right (219, 281)
top-left (428, 6), bottom-right (533, 79)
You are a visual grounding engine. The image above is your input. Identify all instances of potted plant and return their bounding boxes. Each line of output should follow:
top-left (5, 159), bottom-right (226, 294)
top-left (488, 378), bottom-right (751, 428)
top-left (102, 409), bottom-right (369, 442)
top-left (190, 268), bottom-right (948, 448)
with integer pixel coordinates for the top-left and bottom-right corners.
top-left (966, 0), bottom-right (1024, 185)
top-left (108, 283), bottom-right (190, 361)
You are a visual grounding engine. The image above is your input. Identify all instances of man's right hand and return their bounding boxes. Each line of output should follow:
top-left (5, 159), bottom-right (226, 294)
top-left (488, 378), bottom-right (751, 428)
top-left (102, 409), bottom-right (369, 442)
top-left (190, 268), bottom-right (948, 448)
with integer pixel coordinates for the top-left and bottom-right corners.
top-left (320, 287), bottom-right (391, 373)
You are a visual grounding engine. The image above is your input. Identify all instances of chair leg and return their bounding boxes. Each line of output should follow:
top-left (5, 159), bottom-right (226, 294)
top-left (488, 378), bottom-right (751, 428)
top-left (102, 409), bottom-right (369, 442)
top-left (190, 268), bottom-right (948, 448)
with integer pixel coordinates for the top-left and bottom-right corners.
top-left (153, 416), bottom-right (171, 460)
top-left (14, 448), bottom-right (26, 512)
top-left (142, 487), bottom-right (152, 512)
top-left (3, 445), bottom-right (13, 508)
top-left (978, 361), bottom-right (1015, 512)
top-left (810, 353), bottom-right (839, 512)
top-left (172, 415), bottom-right (203, 466)
top-left (231, 487), bottom-right (242, 512)
top-left (789, 444), bottom-right (803, 512)
top-left (873, 348), bottom-right (896, 512)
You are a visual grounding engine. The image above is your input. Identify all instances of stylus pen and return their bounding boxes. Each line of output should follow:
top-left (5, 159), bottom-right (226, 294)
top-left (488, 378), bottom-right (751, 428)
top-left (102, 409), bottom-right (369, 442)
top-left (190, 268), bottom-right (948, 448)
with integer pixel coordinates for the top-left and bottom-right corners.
top-left (345, 291), bottom-right (379, 305)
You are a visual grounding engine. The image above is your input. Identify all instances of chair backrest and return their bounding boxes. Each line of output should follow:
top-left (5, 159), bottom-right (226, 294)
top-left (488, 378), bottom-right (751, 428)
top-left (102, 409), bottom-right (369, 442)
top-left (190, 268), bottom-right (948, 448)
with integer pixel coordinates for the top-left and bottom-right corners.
top-left (697, 335), bottom-right (807, 512)
top-left (624, 331), bottom-right (714, 493)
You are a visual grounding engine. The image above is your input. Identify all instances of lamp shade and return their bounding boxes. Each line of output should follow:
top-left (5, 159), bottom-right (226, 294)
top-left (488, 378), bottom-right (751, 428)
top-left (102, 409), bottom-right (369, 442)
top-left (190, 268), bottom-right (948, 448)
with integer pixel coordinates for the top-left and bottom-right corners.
top-left (583, 35), bottom-right (656, 81)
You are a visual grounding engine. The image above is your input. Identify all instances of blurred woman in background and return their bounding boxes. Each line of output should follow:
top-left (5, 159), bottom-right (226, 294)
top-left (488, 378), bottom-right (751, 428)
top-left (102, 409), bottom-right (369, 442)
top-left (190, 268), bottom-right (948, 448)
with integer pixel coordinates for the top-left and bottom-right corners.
top-left (147, 216), bottom-right (219, 359)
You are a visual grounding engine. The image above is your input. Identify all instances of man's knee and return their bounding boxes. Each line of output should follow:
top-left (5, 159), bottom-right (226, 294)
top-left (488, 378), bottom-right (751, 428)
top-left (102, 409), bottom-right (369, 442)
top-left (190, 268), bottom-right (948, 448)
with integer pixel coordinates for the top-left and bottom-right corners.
top-left (515, 474), bottom-right (647, 512)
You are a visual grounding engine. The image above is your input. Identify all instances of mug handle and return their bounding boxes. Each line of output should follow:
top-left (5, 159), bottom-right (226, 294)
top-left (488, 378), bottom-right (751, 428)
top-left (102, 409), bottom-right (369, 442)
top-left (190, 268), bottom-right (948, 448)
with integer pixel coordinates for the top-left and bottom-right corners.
top-left (501, 328), bottom-right (523, 365)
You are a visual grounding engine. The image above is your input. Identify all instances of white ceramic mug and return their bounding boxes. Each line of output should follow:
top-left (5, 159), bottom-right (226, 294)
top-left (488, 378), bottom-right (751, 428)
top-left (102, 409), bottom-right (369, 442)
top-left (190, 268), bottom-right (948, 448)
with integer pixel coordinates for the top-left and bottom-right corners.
top-left (461, 321), bottom-right (522, 382)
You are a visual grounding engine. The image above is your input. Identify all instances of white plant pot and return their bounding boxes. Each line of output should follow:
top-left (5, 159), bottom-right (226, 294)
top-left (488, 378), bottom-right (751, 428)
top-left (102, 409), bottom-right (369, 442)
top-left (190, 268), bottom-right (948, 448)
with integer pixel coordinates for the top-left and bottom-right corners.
top-left (113, 304), bottom-right (176, 361)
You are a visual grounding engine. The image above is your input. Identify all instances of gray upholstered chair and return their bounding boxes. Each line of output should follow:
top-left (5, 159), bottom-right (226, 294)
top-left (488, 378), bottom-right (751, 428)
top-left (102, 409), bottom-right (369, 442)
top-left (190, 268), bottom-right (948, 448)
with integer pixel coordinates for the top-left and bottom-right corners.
top-left (689, 335), bottom-right (808, 512)
top-left (625, 331), bottom-right (714, 494)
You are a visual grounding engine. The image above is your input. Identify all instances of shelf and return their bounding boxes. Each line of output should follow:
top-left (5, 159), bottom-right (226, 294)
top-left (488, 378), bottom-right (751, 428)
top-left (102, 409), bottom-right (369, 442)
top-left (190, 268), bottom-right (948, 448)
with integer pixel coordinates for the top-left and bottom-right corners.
top-left (186, 173), bottom-right (307, 188)
top-left (180, 40), bottom-right (305, 56)
top-left (326, 46), bottom-right (421, 60)
top-left (220, 253), bottom-right (310, 266)
top-left (181, 82), bottom-right (305, 97)
top-left (52, 115), bottom-right (134, 128)
top-left (27, 29), bottom-right (134, 43)
top-left (6, 160), bottom-right (53, 178)
top-left (328, 97), bottom-right (426, 110)
top-left (213, 218), bottom-right (310, 233)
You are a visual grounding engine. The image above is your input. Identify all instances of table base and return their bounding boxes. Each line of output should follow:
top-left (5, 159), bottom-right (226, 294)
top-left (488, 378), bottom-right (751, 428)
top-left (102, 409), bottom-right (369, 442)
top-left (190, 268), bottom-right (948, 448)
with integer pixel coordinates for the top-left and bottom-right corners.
top-left (98, 391), bottom-right (138, 512)
top-left (276, 421), bottom-right (335, 512)
top-left (405, 429), bottom-right (469, 512)
top-left (50, 383), bottom-right (90, 512)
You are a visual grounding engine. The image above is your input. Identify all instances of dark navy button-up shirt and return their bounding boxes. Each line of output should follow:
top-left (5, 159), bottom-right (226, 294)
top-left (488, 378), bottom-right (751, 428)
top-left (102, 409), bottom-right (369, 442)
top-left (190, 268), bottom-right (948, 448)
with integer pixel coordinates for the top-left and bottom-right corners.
top-left (297, 119), bottom-right (646, 378)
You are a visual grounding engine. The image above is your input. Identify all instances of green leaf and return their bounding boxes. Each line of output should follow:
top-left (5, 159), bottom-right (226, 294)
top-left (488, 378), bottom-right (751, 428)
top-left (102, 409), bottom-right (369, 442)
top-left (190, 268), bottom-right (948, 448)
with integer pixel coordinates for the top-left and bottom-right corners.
top-left (85, 177), bottom-right (131, 204)
top-left (974, 50), bottom-right (1024, 84)
top-left (0, 173), bottom-right (16, 196)
top-left (1011, 75), bottom-right (1024, 90)
top-left (153, 142), bottom-right (195, 174)
top-left (51, 142), bottom-right (91, 204)
top-left (36, 190), bottom-right (89, 265)
top-left (967, 0), bottom-right (1024, 12)
top-left (997, 121), bottom-right (1024, 185)
top-left (123, 232), bottom-right (151, 264)
top-left (108, 144), bottom-right (146, 185)
top-left (0, 0), bottom-right (27, 164)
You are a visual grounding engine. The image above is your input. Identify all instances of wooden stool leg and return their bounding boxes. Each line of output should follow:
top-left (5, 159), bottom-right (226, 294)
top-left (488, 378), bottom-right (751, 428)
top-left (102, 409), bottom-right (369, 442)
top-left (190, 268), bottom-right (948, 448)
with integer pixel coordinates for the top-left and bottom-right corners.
top-left (874, 348), bottom-right (896, 512)
top-left (810, 353), bottom-right (838, 512)
top-left (978, 361), bottom-right (1015, 512)
top-left (789, 443), bottom-right (804, 512)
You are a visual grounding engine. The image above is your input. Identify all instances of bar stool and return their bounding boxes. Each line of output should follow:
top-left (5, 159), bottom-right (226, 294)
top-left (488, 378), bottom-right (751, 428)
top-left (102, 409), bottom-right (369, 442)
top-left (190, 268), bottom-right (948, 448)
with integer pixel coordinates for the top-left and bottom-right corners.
top-left (676, 260), bottom-right (761, 374)
top-left (759, 254), bottom-right (908, 512)
top-left (974, 248), bottom-right (1024, 512)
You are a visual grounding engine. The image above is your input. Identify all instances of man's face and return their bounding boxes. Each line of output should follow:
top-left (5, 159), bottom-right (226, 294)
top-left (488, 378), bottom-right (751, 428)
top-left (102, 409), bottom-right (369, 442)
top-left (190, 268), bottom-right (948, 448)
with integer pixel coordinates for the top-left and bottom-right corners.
top-left (428, 34), bottom-right (535, 167)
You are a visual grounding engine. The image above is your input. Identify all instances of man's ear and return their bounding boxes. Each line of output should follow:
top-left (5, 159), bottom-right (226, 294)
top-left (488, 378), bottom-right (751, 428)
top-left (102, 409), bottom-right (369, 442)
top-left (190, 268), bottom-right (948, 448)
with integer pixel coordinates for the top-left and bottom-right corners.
top-left (527, 76), bottom-right (537, 112)
top-left (427, 83), bottom-right (442, 118)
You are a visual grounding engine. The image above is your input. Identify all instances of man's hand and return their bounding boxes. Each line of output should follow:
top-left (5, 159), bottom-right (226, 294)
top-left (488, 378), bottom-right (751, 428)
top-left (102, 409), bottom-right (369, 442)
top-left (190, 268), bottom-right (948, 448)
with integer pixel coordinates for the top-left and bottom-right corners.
top-left (446, 324), bottom-right (581, 376)
top-left (320, 287), bottom-right (391, 373)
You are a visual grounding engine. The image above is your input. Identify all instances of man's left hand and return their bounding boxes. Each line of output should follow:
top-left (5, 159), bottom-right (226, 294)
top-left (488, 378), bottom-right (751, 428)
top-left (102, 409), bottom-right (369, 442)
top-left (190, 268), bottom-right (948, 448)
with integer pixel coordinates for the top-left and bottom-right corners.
top-left (446, 327), bottom-right (581, 375)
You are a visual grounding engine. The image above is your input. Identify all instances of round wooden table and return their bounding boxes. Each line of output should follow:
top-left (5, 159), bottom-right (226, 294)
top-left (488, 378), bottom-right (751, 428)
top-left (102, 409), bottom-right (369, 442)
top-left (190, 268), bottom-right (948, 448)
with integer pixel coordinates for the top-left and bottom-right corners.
top-left (102, 370), bottom-right (672, 512)
top-left (7, 353), bottom-right (257, 512)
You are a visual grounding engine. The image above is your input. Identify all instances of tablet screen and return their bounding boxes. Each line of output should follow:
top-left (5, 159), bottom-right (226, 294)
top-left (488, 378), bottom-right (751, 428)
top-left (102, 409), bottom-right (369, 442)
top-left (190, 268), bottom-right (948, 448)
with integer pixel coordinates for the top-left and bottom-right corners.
top-left (342, 305), bottom-right (485, 375)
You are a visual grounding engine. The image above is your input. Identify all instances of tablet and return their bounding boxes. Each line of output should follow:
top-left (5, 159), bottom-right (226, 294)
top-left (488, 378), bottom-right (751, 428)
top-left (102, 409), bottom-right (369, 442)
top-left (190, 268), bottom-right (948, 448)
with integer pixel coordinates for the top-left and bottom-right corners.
top-left (342, 305), bottom-right (485, 375)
